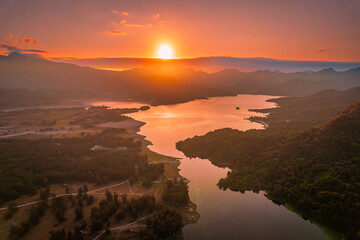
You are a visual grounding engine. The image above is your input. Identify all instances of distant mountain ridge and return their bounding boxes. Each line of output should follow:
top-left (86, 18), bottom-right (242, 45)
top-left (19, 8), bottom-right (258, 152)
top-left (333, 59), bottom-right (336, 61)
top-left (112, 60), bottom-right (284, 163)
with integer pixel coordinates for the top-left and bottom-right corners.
top-left (62, 56), bottom-right (360, 73)
top-left (0, 88), bottom-right (60, 109)
top-left (1, 53), bottom-right (360, 107)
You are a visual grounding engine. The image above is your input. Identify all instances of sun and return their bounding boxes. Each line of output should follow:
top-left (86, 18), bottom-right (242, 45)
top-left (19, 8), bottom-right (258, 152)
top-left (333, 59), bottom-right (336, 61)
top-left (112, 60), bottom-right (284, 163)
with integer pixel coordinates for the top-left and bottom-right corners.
top-left (156, 44), bottom-right (174, 59)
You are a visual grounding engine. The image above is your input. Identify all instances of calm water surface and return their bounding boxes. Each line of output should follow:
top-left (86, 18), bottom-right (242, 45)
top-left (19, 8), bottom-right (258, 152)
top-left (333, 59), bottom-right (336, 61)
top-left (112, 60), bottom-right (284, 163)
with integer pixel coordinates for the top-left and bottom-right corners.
top-left (95, 95), bottom-right (329, 240)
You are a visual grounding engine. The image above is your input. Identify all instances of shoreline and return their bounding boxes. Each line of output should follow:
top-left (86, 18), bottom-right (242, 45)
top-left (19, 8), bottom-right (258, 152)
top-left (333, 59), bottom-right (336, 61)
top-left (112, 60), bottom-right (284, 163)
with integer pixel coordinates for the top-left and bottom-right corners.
top-left (0, 104), bottom-right (200, 239)
top-left (132, 119), bottom-right (201, 230)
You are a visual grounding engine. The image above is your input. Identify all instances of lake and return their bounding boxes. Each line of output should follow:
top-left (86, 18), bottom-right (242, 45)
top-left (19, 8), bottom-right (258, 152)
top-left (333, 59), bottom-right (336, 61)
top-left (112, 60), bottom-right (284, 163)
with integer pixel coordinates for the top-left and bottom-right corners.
top-left (94, 95), bottom-right (329, 240)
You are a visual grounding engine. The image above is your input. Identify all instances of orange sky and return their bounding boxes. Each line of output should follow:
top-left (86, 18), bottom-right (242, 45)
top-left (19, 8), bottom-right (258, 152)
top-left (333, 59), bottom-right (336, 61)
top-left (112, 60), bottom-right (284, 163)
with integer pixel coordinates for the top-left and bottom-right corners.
top-left (0, 0), bottom-right (360, 62)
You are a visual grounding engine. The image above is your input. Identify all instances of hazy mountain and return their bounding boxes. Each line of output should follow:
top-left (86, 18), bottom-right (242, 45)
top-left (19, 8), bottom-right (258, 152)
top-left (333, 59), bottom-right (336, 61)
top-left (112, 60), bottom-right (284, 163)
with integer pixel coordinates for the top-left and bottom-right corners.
top-left (0, 88), bottom-right (60, 109)
top-left (1, 53), bottom-right (360, 107)
top-left (62, 56), bottom-right (360, 73)
top-left (0, 53), bottom-right (233, 105)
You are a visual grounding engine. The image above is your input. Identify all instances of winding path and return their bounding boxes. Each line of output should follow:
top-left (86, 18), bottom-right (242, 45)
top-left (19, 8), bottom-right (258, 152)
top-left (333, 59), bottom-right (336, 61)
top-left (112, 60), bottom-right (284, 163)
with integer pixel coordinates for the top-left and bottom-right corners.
top-left (0, 179), bottom-right (143, 211)
top-left (92, 214), bottom-right (152, 240)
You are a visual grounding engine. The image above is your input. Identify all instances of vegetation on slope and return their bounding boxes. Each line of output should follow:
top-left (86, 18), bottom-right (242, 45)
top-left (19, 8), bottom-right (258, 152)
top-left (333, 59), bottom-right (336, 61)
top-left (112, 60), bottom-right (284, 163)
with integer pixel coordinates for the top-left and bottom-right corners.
top-left (177, 91), bottom-right (360, 239)
top-left (0, 89), bottom-right (60, 109)
top-left (0, 129), bottom-right (163, 204)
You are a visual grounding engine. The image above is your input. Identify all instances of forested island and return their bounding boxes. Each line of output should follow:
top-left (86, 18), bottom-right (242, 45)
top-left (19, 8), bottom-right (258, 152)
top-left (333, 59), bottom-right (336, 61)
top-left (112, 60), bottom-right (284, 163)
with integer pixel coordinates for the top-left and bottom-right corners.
top-left (176, 88), bottom-right (360, 239)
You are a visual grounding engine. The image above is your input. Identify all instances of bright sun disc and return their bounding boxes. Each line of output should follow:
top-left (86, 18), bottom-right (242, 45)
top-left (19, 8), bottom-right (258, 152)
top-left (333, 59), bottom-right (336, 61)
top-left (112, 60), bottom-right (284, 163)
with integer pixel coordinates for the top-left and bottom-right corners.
top-left (157, 44), bottom-right (173, 59)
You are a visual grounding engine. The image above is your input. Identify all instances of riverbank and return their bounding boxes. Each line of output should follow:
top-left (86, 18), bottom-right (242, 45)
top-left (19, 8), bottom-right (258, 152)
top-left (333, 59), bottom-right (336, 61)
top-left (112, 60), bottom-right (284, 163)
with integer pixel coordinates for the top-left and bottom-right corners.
top-left (175, 93), bottom-right (360, 239)
top-left (284, 204), bottom-right (344, 240)
top-left (0, 103), bottom-right (200, 239)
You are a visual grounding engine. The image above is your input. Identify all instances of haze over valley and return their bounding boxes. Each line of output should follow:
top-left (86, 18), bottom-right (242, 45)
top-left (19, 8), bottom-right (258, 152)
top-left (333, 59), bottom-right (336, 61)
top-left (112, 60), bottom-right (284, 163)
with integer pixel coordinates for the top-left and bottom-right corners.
top-left (0, 0), bottom-right (360, 239)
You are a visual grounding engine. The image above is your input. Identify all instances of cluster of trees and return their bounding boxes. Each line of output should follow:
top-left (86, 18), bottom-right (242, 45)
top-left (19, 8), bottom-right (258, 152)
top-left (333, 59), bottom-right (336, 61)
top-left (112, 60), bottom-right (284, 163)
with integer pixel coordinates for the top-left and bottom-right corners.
top-left (137, 163), bottom-right (165, 188)
top-left (89, 191), bottom-right (157, 232)
top-left (177, 100), bottom-right (360, 239)
top-left (0, 130), bottom-right (149, 203)
top-left (140, 207), bottom-right (183, 240)
top-left (8, 188), bottom-right (50, 239)
top-left (39, 119), bottom-right (57, 126)
top-left (162, 179), bottom-right (189, 205)
top-left (49, 222), bottom-right (86, 240)
top-left (9, 186), bottom-right (163, 239)
top-left (68, 106), bottom-right (139, 127)
top-left (249, 87), bottom-right (360, 130)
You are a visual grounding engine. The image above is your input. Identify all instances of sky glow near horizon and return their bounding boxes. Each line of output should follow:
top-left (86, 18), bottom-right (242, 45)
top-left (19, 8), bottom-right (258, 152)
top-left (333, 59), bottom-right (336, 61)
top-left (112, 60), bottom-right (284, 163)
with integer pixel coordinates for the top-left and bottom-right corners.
top-left (0, 0), bottom-right (359, 62)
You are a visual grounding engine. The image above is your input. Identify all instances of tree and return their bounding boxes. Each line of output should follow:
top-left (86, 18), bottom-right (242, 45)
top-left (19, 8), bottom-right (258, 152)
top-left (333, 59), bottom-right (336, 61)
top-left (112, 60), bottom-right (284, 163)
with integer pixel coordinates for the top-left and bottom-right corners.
top-left (74, 207), bottom-right (83, 221)
top-left (49, 229), bottom-right (67, 240)
top-left (105, 190), bottom-right (113, 202)
top-left (122, 194), bottom-right (128, 203)
top-left (4, 202), bottom-right (18, 220)
top-left (82, 184), bottom-right (88, 192)
top-left (52, 198), bottom-right (67, 223)
top-left (141, 207), bottom-right (183, 239)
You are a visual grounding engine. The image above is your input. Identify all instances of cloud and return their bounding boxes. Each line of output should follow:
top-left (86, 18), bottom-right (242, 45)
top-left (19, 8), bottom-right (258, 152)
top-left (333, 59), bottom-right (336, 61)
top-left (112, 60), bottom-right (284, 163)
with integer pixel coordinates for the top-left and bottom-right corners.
top-left (20, 38), bottom-right (40, 45)
top-left (107, 30), bottom-right (127, 35)
top-left (4, 32), bottom-right (40, 45)
top-left (0, 43), bottom-right (21, 52)
top-left (328, 35), bottom-right (360, 42)
top-left (51, 57), bottom-right (79, 61)
top-left (317, 49), bottom-right (331, 53)
top-left (6, 32), bottom-right (14, 42)
top-left (0, 43), bottom-right (47, 55)
top-left (23, 49), bottom-right (48, 53)
top-left (124, 24), bottom-right (145, 28)
top-left (317, 49), bottom-right (330, 53)
top-left (0, 33), bottom-right (46, 56)
top-left (112, 10), bottom-right (129, 16)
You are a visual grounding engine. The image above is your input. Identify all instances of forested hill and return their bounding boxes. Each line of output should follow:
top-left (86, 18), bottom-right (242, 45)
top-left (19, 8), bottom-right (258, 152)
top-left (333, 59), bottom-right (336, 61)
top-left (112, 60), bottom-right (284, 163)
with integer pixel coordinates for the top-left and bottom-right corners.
top-left (176, 100), bottom-right (360, 239)
top-left (0, 88), bottom-right (60, 109)
top-left (249, 87), bottom-right (360, 130)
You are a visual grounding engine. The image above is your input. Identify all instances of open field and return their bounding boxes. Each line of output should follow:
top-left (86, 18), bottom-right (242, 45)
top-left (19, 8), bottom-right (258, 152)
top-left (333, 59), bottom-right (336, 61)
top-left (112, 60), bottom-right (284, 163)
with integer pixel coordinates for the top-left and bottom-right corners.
top-left (0, 105), bottom-right (198, 240)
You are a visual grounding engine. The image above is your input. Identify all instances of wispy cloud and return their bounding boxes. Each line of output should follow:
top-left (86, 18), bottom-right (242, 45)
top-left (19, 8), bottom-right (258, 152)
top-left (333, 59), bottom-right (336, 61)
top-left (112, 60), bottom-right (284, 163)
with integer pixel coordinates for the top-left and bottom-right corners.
top-left (112, 10), bottom-right (130, 16)
top-left (107, 30), bottom-right (127, 35)
top-left (5, 32), bottom-right (40, 45)
top-left (51, 57), bottom-right (79, 61)
top-left (0, 43), bottom-right (21, 52)
top-left (20, 38), bottom-right (40, 45)
top-left (1, 33), bottom-right (46, 55)
top-left (328, 35), bottom-right (360, 42)
top-left (317, 49), bottom-right (331, 53)
top-left (23, 49), bottom-right (48, 53)
top-left (124, 24), bottom-right (146, 28)
top-left (108, 11), bottom-right (162, 35)
top-left (0, 43), bottom-right (47, 55)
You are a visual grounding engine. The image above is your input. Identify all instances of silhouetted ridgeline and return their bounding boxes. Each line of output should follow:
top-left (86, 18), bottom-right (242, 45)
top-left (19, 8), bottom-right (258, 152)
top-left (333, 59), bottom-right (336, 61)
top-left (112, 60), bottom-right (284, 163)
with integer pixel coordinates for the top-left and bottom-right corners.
top-left (249, 86), bottom-right (360, 129)
top-left (1, 53), bottom-right (360, 107)
top-left (0, 88), bottom-right (60, 109)
top-left (64, 56), bottom-right (360, 73)
top-left (176, 91), bottom-right (360, 239)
